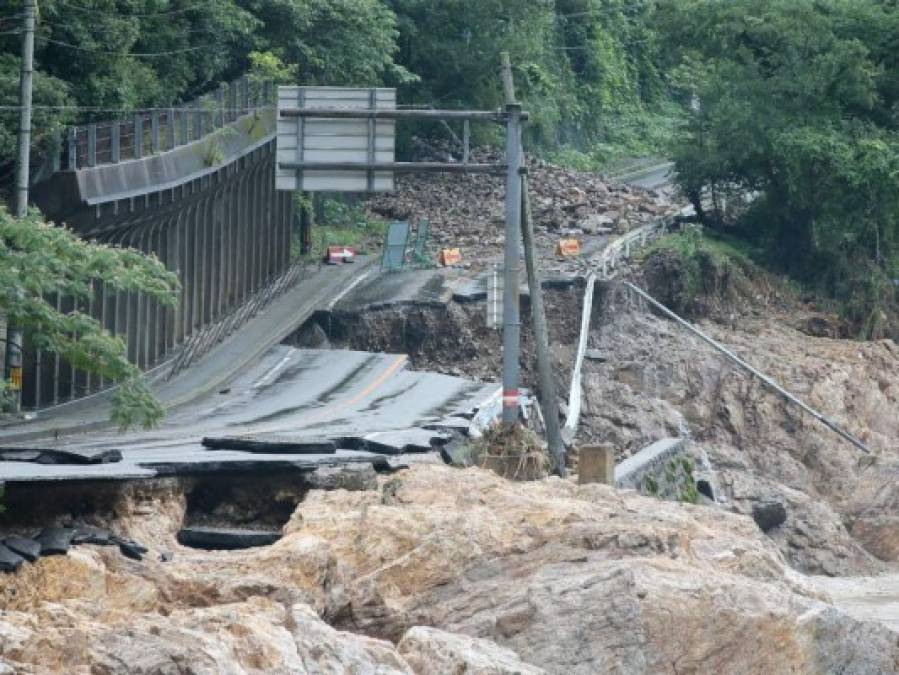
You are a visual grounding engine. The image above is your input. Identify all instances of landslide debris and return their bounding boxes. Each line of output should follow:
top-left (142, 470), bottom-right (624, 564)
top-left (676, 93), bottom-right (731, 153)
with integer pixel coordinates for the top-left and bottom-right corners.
top-left (2, 465), bottom-right (898, 674)
top-left (580, 245), bottom-right (899, 575)
top-left (364, 146), bottom-right (679, 274)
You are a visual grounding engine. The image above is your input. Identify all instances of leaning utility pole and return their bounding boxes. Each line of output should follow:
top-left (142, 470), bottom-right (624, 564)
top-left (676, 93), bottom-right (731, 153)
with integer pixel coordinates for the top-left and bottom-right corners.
top-left (500, 52), bottom-right (523, 426)
top-left (7, 0), bottom-right (36, 411)
top-left (521, 175), bottom-right (566, 476)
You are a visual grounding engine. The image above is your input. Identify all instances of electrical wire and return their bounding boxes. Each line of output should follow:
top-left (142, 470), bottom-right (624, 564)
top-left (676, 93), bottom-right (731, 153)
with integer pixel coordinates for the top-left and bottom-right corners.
top-left (41, 19), bottom-right (218, 35)
top-left (53, 1), bottom-right (207, 18)
top-left (42, 37), bottom-right (213, 56)
top-left (0, 104), bottom-right (273, 113)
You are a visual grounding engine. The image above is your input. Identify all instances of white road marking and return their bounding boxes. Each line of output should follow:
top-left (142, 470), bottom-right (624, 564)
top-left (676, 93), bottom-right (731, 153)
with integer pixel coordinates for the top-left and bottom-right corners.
top-left (327, 270), bottom-right (373, 311)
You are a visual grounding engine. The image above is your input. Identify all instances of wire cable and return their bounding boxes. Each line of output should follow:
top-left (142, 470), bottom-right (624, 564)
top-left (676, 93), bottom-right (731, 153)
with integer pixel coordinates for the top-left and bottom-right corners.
top-left (53, 1), bottom-right (207, 18)
top-left (42, 37), bottom-right (213, 56)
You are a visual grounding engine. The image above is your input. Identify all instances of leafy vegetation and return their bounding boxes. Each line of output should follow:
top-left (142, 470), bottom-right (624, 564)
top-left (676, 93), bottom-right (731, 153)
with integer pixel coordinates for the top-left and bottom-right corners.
top-left (292, 197), bottom-right (387, 262)
top-left (656, 0), bottom-right (899, 337)
top-left (0, 207), bottom-right (179, 427)
top-left (0, 0), bottom-right (677, 177)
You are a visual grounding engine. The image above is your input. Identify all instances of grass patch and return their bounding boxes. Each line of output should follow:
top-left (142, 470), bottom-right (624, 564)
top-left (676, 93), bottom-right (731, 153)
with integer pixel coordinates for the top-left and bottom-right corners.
top-left (292, 198), bottom-right (388, 262)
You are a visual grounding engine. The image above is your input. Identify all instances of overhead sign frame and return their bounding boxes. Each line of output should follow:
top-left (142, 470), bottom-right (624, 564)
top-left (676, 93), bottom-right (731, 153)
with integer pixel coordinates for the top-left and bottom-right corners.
top-left (276, 86), bottom-right (396, 193)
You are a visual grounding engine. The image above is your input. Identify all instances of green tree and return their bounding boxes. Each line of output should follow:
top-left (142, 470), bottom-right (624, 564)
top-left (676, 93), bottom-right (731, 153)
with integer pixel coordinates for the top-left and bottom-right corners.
top-left (240, 0), bottom-right (411, 86)
top-left (656, 0), bottom-right (899, 335)
top-left (0, 207), bottom-right (180, 427)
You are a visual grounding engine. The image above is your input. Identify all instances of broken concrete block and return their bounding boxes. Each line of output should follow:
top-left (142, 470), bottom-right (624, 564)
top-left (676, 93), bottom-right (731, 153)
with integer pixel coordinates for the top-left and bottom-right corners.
top-left (3, 535), bottom-right (41, 562)
top-left (36, 527), bottom-right (75, 556)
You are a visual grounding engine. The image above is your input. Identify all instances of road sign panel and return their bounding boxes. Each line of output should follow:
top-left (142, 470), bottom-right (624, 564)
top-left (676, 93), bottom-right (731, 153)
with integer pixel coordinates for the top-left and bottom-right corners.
top-left (276, 86), bottom-right (396, 192)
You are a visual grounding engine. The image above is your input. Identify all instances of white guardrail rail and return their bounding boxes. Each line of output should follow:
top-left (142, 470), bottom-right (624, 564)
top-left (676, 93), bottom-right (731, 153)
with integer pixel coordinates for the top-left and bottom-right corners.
top-left (564, 207), bottom-right (874, 456)
top-left (563, 212), bottom-right (686, 440)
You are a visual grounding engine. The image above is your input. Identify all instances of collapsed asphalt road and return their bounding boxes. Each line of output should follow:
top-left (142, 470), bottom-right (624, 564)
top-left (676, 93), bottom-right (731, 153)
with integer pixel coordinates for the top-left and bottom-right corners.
top-left (0, 346), bottom-right (498, 484)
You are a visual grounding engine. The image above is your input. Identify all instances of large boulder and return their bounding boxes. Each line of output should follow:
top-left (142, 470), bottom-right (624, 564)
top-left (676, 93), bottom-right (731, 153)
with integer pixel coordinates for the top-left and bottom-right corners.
top-left (399, 626), bottom-right (545, 675)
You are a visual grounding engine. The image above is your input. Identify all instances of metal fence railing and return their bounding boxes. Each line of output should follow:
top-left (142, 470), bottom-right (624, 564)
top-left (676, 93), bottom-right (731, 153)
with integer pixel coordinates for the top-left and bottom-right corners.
top-left (40, 76), bottom-right (275, 174)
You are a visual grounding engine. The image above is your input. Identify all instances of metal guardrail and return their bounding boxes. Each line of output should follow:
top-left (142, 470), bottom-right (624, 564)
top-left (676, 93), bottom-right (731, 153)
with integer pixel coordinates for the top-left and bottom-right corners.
top-left (595, 214), bottom-right (679, 278)
top-left (37, 76), bottom-right (275, 176)
top-left (166, 256), bottom-right (316, 381)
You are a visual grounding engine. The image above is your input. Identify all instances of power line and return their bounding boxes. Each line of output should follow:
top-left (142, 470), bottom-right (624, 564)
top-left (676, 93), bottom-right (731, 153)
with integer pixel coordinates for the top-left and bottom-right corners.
top-left (42, 37), bottom-right (213, 56)
top-left (54, 1), bottom-right (207, 18)
top-left (0, 104), bottom-right (273, 113)
top-left (42, 20), bottom-right (217, 36)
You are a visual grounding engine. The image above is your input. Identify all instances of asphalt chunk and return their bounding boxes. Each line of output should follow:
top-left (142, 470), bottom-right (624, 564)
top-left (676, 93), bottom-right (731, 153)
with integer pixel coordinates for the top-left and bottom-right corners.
top-left (0, 543), bottom-right (25, 572)
top-left (3, 535), bottom-right (41, 562)
top-left (36, 527), bottom-right (75, 556)
top-left (177, 527), bottom-right (282, 550)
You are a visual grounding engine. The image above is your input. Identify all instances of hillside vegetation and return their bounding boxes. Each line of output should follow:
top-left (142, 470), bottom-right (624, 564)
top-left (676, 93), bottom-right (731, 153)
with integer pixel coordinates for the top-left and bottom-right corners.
top-left (2, 0), bottom-right (899, 334)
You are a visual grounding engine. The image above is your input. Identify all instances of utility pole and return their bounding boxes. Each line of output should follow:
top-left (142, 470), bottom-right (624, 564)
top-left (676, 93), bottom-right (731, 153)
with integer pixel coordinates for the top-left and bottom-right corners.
top-left (500, 52), bottom-right (522, 426)
top-left (15, 0), bottom-right (35, 218)
top-left (521, 175), bottom-right (566, 476)
top-left (7, 0), bottom-right (36, 412)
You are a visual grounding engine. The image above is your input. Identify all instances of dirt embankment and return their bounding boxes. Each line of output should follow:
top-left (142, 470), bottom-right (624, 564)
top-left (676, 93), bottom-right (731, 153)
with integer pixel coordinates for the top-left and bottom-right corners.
top-left (363, 148), bottom-right (679, 274)
top-left (581, 244), bottom-right (899, 576)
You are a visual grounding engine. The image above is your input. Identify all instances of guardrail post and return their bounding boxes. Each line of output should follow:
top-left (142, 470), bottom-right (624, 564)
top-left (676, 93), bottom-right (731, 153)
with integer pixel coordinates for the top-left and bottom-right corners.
top-left (111, 121), bottom-right (121, 163)
top-left (180, 107), bottom-right (189, 145)
top-left (167, 108), bottom-right (176, 149)
top-left (150, 111), bottom-right (160, 153)
top-left (194, 97), bottom-right (204, 139)
top-left (87, 122), bottom-right (97, 166)
top-left (215, 86), bottom-right (225, 128)
top-left (50, 129), bottom-right (61, 172)
top-left (227, 80), bottom-right (236, 123)
top-left (133, 114), bottom-right (143, 159)
top-left (67, 127), bottom-right (77, 170)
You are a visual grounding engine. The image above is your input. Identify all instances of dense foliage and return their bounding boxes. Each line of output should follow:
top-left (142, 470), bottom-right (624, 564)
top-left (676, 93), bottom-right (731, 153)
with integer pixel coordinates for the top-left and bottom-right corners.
top-left (657, 0), bottom-right (899, 336)
top-left (0, 206), bottom-right (179, 426)
top-left (3, 0), bottom-right (899, 423)
top-left (0, 0), bottom-right (672, 172)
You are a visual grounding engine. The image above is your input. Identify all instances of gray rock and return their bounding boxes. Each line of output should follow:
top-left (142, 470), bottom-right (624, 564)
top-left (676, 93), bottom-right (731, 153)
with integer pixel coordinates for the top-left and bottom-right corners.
top-left (399, 626), bottom-right (546, 674)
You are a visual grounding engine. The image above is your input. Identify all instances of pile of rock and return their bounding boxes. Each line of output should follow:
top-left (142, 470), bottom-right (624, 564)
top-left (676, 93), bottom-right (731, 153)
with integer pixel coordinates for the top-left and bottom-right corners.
top-left (364, 147), bottom-right (679, 269)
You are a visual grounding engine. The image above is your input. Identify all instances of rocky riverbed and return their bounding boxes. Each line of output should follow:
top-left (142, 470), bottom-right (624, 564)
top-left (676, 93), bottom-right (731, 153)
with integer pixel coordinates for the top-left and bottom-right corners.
top-left (2, 464), bottom-right (899, 674)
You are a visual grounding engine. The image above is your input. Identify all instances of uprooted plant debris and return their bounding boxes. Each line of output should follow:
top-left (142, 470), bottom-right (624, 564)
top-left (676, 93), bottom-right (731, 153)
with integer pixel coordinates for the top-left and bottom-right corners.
top-left (462, 423), bottom-right (551, 481)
